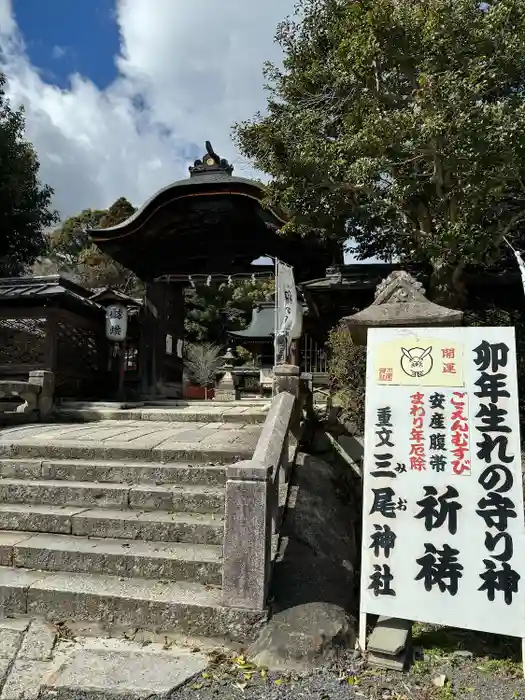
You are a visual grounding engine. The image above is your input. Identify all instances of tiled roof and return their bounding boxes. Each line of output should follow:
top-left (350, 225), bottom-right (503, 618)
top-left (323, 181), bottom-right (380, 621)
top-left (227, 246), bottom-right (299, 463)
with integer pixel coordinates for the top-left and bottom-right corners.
top-left (0, 275), bottom-right (102, 310)
top-left (229, 305), bottom-right (275, 339)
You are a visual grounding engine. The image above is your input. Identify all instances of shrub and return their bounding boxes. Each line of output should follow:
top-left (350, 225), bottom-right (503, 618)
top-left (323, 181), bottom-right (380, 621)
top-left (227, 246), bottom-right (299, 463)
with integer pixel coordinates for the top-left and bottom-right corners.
top-left (327, 323), bottom-right (367, 433)
top-left (183, 343), bottom-right (223, 399)
top-left (235, 346), bottom-right (257, 366)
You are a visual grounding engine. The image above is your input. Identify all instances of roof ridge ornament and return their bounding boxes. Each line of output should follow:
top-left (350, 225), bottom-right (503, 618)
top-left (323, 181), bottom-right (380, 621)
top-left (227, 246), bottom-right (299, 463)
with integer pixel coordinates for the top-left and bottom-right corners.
top-left (374, 270), bottom-right (426, 302)
top-left (189, 141), bottom-right (234, 177)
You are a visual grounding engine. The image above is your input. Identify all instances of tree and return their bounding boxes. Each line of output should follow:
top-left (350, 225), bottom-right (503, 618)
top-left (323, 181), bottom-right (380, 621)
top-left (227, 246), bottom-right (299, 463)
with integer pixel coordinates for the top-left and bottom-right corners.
top-left (234, 0), bottom-right (525, 305)
top-left (49, 209), bottom-right (106, 265)
top-left (49, 197), bottom-right (139, 293)
top-left (78, 198), bottom-right (138, 291)
top-left (185, 277), bottom-right (275, 344)
top-left (0, 75), bottom-right (58, 276)
top-left (98, 197), bottom-right (136, 229)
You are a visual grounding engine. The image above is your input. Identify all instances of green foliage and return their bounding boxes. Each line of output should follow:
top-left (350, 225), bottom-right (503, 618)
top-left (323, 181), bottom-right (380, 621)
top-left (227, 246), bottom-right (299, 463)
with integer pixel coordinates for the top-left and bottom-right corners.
top-left (49, 209), bottom-right (106, 264)
top-left (235, 345), bottom-right (257, 366)
top-left (185, 277), bottom-right (275, 345)
top-left (49, 197), bottom-right (140, 293)
top-left (327, 323), bottom-right (366, 432)
top-left (98, 197), bottom-right (135, 228)
top-left (0, 75), bottom-right (58, 276)
top-left (183, 342), bottom-right (224, 397)
top-left (234, 0), bottom-right (525, 305)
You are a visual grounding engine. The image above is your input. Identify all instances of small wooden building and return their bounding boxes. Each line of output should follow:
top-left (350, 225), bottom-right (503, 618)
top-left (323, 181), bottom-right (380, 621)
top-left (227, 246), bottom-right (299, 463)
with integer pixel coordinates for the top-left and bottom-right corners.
top-left (0, 276), bottom-right (106, 398)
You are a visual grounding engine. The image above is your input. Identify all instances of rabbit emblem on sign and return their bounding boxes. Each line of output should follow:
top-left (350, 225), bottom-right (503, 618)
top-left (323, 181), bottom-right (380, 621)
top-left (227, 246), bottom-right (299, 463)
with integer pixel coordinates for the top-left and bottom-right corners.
top-left (400, 346), bottom-right (433, 378)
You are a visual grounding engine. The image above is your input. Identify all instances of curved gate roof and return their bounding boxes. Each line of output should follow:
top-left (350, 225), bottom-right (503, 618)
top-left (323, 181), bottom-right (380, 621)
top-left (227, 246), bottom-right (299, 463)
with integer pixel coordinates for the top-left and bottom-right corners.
top-left (88, 142), bottom-right (332, 282)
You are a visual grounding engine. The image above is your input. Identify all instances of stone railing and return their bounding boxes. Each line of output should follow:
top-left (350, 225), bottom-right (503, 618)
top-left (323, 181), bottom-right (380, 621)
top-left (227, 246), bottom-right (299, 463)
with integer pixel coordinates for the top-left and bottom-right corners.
top-left (222, 364), bottom-right (310, 611)
top-left (0, 370), bottom-right (54, 422)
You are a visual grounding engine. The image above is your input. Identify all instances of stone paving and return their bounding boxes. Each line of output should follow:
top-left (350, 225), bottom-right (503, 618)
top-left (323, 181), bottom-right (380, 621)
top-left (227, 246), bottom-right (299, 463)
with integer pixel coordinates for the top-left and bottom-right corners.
top-left (0, 419), bottom-right (262, 450)
top-left (0, 615), bottom-right (211, 699)
top-left (56, 401), bottom-right (271, 425)
top-left (0, 419), bottom-right (262, 464)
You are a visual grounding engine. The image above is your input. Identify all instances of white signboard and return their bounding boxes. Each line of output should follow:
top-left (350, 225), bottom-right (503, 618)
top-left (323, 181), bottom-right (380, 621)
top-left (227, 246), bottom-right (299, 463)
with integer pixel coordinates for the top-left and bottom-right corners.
top-left (361, 327), bottom-right (525, 638)
top-left (105, 304), bottom-right (128, 342)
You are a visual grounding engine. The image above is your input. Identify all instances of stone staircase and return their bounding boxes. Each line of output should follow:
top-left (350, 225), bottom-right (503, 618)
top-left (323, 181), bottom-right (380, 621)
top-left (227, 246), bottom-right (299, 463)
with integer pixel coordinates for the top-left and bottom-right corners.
top-left (0, 402), bottom-right (269, 640)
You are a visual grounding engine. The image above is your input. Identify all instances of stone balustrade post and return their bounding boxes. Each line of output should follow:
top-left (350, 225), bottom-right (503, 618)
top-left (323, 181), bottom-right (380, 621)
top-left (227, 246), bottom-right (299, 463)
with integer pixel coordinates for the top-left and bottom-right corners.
top-left (272, 363), bottom-right (300, 397)
top-left (29, 370), bottom-right (55, 419)
top-left (222, 460), bottom-right (272, 610)
top-left (273, 364), bottom-right (302, 442)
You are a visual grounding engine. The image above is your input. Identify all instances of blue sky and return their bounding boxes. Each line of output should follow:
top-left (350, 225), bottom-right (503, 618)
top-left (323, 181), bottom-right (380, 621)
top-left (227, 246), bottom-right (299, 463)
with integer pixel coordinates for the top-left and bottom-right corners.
top-left (13, 0), bottom-right (120, 90)
top-left (0, 0), bottom-right (294, 219)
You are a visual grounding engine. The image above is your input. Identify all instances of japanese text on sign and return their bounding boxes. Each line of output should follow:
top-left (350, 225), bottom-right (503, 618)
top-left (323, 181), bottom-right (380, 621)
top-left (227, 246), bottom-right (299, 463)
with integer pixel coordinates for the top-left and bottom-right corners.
top-left (361, 327), bottom-right (525, 638)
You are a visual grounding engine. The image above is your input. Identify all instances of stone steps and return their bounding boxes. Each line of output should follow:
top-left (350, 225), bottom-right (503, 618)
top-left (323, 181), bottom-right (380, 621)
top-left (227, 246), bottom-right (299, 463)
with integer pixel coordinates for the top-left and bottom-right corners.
top-left (0, 567), bottom-right (261, 639)
top-left (0, 458), bottom-right (226, 485)
top-left (0, 440), bottom-right (253, 464)
top-left (0, 419), bottom-right (259, 464)
top-left (0, 479), bottom-right (225, 513)
top-left (0, 531), bottom-right (222, 584)
top-left (56, 404), bottom-right (268, 425)
top-left (0, 408), bottom-right (264, 639)
top-left (0, 504), bottom-right (224, 544)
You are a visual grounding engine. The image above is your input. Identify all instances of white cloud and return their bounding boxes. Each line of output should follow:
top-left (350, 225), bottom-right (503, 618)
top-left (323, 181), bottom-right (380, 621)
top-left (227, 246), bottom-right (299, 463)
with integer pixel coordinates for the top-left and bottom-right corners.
top-left (51, 45), bottom-right (67, 60)
top-left (0, 0), bottom-right (295, 220)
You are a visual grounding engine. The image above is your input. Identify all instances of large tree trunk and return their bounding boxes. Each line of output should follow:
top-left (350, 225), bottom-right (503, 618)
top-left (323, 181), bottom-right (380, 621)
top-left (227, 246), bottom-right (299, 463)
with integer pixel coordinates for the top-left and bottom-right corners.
top-left (428, 259), bottom-right (467, 310)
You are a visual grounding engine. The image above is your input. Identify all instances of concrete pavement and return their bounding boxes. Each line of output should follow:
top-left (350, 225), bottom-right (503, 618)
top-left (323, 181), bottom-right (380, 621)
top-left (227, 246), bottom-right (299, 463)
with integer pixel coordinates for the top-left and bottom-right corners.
top-left (0, 615), bottom-right (212, 700)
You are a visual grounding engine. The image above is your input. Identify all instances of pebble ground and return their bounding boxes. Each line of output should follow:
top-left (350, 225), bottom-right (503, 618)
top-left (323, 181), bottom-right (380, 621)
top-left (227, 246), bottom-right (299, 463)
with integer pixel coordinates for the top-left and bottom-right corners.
top-left (171, 624), bottom-right (525, 700)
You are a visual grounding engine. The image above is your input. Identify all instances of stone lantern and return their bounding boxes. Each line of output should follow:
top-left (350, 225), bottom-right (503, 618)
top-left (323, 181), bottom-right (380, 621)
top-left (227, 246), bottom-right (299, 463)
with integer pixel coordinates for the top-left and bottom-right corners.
top-left (215, 348), bottom-right (237, 401)
top-left (344, 271), bottom-right (463, 345)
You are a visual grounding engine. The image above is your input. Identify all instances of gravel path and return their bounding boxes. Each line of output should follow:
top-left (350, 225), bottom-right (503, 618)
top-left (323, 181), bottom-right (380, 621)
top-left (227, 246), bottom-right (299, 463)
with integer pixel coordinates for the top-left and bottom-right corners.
top-left (170, 625), bottom-right (524, 700)
top-left (171, 659), bottom-right (523, 700)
